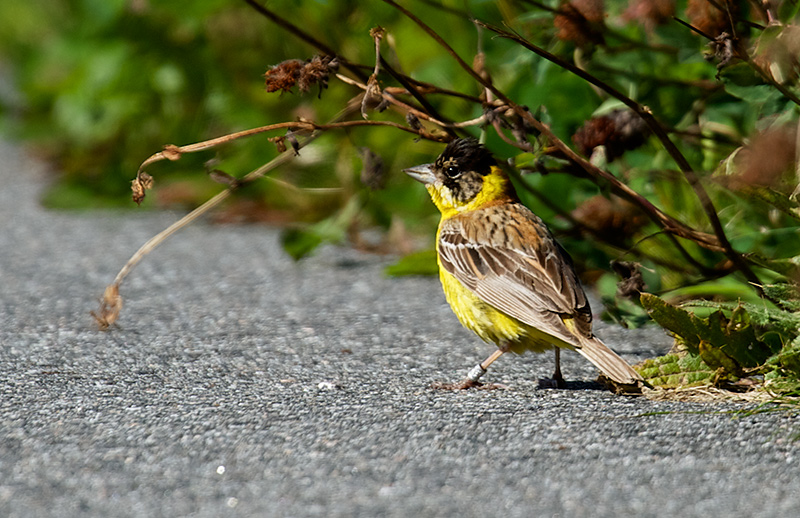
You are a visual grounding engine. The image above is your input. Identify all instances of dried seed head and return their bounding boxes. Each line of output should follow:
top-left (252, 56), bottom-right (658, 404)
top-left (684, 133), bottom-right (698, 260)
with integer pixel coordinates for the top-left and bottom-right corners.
top-left (297, 55), bottom-right (339, 94)
top-left (92, 284), bottom-right (123, 330)
top-left (572, 109), bottom-right (649, 162)
top-left (405, 112), bottom-right (422, 130)
top-left (370, 26), bottom-right (385, 41)
top-left (265, 59), bottom-right (305, 93)
top-left (735, 124), bottom-right (797, 190)
top-left (572, 194), bottom-right (647, 245)
top-left (269, 136), bottom-right (287, 153)
top-left (686, 0), bottom-right (737, 39)
top-left (554, 0), bottom-right (606, 47)
top-left (611, 260), bottom-right (647, 299)
top-left (131, 172), bottom-right (154, 205)
top-left (623, 0), bottom-right (675, 32)
top-left (266, 55), bottom-right (339, 95)
top-left (138, 172), bottom-right (154, 190)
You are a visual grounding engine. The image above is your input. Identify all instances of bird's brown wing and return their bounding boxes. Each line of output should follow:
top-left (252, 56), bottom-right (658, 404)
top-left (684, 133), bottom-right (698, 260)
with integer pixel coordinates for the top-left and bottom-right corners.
top-left (437, 204), bottom-right (592, 347)
top-left (439, 203), bottom-right (643, 385)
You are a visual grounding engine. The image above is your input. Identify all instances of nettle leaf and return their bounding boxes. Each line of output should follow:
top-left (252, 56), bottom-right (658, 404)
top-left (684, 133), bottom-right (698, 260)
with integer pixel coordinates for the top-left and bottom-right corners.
top-left (762, 284), bottom-right (800, 312)
top-left (640, 293), bottom-right (780, 382)
top-left (748, 254), bottom-right (800, 279)
top-left (766, 335), bottom-right (800, 378)
top-left (640, 293), bottom-right (702, 350)
top-left (637, 351), bottom-right (716, 388)
top-left (731, 185), bottom-right (800, 222)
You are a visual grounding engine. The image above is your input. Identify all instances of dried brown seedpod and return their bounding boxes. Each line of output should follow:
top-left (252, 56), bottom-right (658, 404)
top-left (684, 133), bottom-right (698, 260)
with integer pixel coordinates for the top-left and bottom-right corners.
top-left (686, 0), bottom-right (737, 39)
top-left (92, 284), bottom-right (123, 330)
top-left (554, 0), bottom-right (606, 47)
top-left (623, 0), bottom-right (675, 32)
top-left (572, 109), bottom-right (649, 162)
top-left (131, 172), bottom-right (154, 205)
top-left (265, 55), bottom-right (339, 96)
top-left (734, 124), bottom-right (797, 190)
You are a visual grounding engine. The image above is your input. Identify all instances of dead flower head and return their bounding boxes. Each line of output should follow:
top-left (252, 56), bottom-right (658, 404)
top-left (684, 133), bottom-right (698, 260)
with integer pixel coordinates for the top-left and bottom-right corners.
top-left (611, 260), bottom-right (646, 299)
top-left (554, 0), bottom-right (606, 47)
top-left (572, 109), bottom-right (649, 162)
top-left (92, 284), bottom-right (123, 330)
top-left (265, 55), bottom-right (339, 95)
top-left (686, 0), bottom-right (737, 39)
top-left (623, 0), bottom-right (675, 32)
top-left (734, 124), bottom-right (797, 190)
top-left (131, 172), bottom-right (154, 206)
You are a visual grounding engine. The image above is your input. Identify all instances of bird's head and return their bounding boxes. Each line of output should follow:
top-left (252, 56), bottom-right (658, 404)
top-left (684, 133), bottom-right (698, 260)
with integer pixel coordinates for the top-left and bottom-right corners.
top-left (404, 138), bottom-right (512, 215)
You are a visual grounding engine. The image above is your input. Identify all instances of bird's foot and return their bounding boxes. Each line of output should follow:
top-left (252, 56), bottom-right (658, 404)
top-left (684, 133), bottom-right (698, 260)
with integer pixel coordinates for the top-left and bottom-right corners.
top-left (537, 373), bottom-right (567, 389)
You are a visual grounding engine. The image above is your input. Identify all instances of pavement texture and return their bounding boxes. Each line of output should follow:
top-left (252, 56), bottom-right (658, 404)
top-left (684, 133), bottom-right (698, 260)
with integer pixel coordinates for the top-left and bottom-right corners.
top-left (1, 138), bottom-right (799, 517)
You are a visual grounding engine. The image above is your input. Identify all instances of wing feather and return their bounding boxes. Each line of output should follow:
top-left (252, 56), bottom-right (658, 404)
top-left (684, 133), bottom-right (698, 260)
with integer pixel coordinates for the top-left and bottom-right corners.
top-left (438, 204), bottom-right (592, 346)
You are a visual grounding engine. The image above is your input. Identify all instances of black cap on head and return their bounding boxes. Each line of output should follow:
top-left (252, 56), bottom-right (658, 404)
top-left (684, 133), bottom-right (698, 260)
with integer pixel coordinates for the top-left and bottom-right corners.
top-left (436, 138), bottom-right (496, 176)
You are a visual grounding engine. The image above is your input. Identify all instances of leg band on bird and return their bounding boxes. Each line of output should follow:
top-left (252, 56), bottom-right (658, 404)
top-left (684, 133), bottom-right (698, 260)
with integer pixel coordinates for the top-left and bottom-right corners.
top-left (465, 348), bottom-right (506, 382)
top-left (466, 364), bottom-right (487, 382)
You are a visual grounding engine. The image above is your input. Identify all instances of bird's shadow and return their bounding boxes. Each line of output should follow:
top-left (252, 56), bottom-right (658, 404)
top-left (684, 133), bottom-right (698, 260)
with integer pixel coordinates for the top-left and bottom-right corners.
top-left (537, 379), bottom-right (607, 391)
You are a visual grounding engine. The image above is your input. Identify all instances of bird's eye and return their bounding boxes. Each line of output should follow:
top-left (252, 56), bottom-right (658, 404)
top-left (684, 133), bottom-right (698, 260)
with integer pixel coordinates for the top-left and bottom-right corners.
top-left (444, 166), bottom-right (461, 178)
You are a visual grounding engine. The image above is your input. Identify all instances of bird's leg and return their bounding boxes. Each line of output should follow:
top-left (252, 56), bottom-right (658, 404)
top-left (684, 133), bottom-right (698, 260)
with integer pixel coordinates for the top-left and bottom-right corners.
top-left (431, 345), bottom-right (508, 390)
top-left (538, 347), bottom-right (567, 389)
top-left (552, 347), bottom-right (566, 388)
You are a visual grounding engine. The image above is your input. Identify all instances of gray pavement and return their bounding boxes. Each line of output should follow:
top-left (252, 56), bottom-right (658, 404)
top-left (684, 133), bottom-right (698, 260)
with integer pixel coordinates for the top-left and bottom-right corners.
top-left (1, 138), bottom-right (798, 517)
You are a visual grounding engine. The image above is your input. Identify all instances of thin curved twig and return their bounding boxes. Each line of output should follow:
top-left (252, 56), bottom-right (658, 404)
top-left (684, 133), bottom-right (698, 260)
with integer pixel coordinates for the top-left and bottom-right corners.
top-left (381, 0), bottom-right (723, 251)
top-left (463, 17), bottom-right (766, 297)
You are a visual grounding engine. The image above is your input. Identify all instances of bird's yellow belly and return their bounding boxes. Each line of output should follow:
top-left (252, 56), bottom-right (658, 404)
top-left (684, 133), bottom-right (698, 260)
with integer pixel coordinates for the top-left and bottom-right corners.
top-left (438, 268), bottom-right (556, 354)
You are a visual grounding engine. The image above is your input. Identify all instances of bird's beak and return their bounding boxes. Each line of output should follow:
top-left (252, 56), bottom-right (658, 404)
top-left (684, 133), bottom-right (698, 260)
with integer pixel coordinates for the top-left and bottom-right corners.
top-left (403, 163), bottom-right (436, 185)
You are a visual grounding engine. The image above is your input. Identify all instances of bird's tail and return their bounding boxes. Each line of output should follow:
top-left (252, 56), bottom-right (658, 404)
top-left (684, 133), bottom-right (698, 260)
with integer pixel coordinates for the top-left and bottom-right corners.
top-left (574, 334), bottom-right (643, 386)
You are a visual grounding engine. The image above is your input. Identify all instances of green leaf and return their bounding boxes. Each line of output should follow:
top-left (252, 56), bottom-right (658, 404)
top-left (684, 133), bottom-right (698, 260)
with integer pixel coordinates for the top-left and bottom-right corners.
top-left (640, 293), bottom-right (702, 350)
top-left (636, 352), bottom-right (716, 388)
top-left (731, 185), bottom-right (800, 222)
top-left (723, 82), bottom-right (784, 105)
top-left (766, 335), bottom-right (800, 377)
top-left (384, 249), bottom-right (439, 277)
top-left (280, 227), bottom-right (323, 261)
top-left (640, 293), bottom-right (782, 381)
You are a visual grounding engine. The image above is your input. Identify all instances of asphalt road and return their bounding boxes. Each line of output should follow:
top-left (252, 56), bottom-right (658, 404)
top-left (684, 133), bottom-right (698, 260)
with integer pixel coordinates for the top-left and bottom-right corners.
top-left (1, 139), bottom-right (799, 517)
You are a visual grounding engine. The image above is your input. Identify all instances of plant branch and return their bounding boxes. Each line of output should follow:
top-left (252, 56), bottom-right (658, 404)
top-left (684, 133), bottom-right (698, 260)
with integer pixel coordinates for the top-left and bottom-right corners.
top-left (137, 118), bottom-right (446, 176)
top-left (381, 1), bottom-right (724, 255)
top-left (241, 0), bottom-right (368, 82)
top-left (95, 127), bottom-right (324, 330)
top-left (474, 20), bottom-right (769, 298)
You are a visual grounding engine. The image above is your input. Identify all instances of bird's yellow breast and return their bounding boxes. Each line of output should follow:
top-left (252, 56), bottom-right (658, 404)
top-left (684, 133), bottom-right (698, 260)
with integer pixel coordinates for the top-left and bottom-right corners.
top-left (436, 245), bottom-right (556, 355)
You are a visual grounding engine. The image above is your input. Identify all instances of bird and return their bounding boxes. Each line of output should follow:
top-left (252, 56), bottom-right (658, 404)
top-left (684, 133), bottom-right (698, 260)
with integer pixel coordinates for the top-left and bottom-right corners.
top-left (404, 138), bottom-right (643, 390)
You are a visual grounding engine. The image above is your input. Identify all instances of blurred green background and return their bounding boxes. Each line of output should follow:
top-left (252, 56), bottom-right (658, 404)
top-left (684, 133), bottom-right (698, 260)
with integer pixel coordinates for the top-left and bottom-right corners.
top-left (1, 0), bottom-right (799, 312)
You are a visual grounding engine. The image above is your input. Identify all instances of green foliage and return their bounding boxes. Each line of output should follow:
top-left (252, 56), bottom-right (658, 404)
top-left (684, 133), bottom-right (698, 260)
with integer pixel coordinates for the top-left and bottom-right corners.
top-left (637, 352), bottom-right (716, 388)
top-left (640, 292), bottom-right (800, 393)
top-left (4, 0), bottom-right (800, 392)
top-left (384, 249), bottom-right (439, 277)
